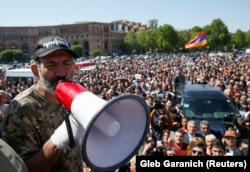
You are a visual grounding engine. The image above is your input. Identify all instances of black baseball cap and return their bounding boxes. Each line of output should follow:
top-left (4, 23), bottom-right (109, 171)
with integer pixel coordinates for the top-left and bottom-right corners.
top-left (33, 35), bottom-right (79, 60)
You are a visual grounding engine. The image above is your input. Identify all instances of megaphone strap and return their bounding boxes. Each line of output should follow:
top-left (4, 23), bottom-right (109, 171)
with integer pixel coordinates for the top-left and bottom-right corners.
top-left (63, 106), bottom-right (75, 148)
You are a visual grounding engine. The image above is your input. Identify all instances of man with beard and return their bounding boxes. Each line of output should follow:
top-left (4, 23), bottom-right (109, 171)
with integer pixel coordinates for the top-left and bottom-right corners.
top-left (1, 36), bottom-right (89, 172)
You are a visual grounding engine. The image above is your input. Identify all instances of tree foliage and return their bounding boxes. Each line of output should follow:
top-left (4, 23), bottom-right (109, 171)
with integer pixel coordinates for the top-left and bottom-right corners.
top-left (232, 29), bottom-right (246, 50)
top-left (124, 18), bottom-right (249, 54)
top-left (90, 49), bottom-right (101, 57)
top-left (177, 30), bottom-right (190, 50)
top-left (124, 31), bottom-right (138, 53)
top-left (205, 19), bottom-right (231, 51)
top-left (137, 29), bottom-right (157, 53)
top-left (156, 24), bottom-right (179, 52)
top-left (0, 49), bottom-right (23, 63)
top-left (245, 31), bottom-right (250, 47)
top-left (71, 44), bottom-right (83, 57)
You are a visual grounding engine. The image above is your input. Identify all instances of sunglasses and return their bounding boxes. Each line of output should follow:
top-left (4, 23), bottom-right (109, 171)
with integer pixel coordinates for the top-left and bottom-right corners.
top-left (192, 150), bottom-right (203, 155)
top-left (224, 136), bottom-right (236, 140)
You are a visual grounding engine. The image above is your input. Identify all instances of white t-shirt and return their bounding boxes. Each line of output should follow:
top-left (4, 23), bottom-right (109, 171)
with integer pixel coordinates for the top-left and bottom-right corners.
top-left (225, 151), bottom-right (233, 156)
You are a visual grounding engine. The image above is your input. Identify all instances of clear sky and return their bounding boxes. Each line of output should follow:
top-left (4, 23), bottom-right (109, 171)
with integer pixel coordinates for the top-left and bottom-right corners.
top-left (1, 0), bottom-right (249, 33)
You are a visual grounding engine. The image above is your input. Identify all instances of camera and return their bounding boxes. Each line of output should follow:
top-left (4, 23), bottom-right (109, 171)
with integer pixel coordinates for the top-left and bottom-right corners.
top-left (157, 146), bottom-right (172, 150)
top-left (154, 94), bottom-right (165, 109)
top-left (150, 146), bottom-right (172, 156)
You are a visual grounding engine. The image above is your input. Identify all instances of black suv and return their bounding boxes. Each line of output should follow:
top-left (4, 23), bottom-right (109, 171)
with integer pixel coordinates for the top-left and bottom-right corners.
top-left (175, 84), bottom-right (240, 136)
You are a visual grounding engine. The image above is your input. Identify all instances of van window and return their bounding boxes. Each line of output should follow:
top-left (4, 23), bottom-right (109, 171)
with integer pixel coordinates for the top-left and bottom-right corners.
top-left (5, 68), bottom-right (35, 85)
top-left (6, 76), bottom-right (34, 85)
top-left (182, 98), bottom-right (235, 118)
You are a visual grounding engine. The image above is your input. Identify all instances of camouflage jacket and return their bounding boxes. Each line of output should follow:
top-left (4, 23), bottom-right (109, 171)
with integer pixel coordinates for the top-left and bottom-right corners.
top-left (2, 85), bottom-right (83, 172)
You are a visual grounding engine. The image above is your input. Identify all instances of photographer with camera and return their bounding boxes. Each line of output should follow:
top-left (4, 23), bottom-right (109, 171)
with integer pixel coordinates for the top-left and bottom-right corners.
top-left (138, 132), bottom-right (173, 156)
top-left (151, 114), bottom-right (170, 141)
top-left (149, 93), bottom-right (173, 141)
top-left (138, 133), bottom-right (157, 156)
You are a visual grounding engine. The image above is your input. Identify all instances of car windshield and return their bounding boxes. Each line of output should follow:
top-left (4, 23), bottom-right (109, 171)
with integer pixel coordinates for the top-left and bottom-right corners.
top-left (182, 98), bottom-right (236, 119)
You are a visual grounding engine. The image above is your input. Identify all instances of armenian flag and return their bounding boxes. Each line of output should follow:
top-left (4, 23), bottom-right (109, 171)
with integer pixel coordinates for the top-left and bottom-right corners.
top-left (185, 31), bottom-right (208, 49)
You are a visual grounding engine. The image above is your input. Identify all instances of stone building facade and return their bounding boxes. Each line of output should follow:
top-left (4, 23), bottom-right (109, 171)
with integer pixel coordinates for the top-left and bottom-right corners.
top-left (0, 19), bottom-right (157, 60)
top-left (0, 22), bottom-right (128, 59)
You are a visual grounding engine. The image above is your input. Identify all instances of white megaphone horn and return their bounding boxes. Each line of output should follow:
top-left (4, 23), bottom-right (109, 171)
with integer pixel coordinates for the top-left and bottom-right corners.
top-left (55, 80), bottom-right (150, 171)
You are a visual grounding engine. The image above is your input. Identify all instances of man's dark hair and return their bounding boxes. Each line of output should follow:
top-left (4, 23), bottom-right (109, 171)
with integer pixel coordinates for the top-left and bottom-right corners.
top-left (212, 139), bottom-right (225, 150)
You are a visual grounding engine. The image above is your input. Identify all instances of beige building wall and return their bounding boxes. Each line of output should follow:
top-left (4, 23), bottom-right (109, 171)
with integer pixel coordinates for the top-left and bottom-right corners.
top-left (0, 22), bottom-right (127, 60)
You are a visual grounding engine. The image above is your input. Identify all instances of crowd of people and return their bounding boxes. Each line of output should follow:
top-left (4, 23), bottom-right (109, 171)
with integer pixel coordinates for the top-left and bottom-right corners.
top-left (139, 120), bottom-right (249, 157)
top-left (0, 35), bottom-right (249, 171)
top-left (73, 49), bottom-right (250, 158)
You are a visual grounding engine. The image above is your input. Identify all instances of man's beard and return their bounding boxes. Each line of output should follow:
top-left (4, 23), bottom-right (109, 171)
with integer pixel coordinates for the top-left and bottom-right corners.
top-left (38, 70), bottom-right (69, 95)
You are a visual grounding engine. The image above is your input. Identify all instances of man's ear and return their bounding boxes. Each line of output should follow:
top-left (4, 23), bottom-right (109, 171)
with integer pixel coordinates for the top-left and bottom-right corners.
top-left (30, 64), bottom-right (39, 79)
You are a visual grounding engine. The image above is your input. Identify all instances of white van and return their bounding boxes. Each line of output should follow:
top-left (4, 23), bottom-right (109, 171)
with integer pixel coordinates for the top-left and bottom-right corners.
top-left (5, 68), bottom-right (35, 85)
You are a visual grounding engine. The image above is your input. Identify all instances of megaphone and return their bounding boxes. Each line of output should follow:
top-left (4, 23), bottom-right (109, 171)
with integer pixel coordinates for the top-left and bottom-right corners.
top-left (55, 80), bottom-right (150, 171)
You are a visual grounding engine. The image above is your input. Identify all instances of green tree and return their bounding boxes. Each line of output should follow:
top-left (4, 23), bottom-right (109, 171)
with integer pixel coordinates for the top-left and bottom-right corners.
top-left (156, 24), bottom-right (179, 52)
top-left (205, 19), bottom-right (231, 51)
top-left (71, 44), bottom-right (82, 57)
top-left (177, 30), bottom-right (190, 51)
top-left (90, 49), bottom-right (101, 57)
top-left (0, 49), bottom-right (23, 63)
top-left (245, 30), bottom-right (250, 48)
top-left (137, 29), bottom-right (157, 53)
top-left (124, 31), bottom-right (138, 54)
top-left (231, 29), bottom-right (247, 50)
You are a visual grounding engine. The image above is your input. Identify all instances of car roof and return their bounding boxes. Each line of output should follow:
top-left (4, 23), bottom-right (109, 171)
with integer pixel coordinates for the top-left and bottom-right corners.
top-left (177, 84), bottom-right (227, 99)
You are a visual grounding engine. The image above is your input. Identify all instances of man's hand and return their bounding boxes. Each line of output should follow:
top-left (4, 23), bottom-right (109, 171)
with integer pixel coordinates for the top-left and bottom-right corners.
top-left (50, 115), bottom-right (84, 149)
